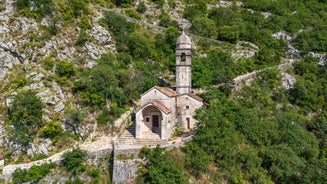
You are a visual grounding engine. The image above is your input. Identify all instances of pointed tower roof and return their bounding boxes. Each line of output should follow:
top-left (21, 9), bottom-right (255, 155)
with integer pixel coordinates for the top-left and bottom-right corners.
top-left (176, 32), bottom-right (191, 49)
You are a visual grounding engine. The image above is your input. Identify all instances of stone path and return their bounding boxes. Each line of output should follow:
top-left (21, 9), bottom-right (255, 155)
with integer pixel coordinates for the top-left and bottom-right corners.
top-left (1, 136), bottom-right (113, 178)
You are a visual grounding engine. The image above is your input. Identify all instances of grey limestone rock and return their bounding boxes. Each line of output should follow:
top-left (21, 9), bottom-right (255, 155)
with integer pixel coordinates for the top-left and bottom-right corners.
top-left (281, 72), bottom-right (296, 90)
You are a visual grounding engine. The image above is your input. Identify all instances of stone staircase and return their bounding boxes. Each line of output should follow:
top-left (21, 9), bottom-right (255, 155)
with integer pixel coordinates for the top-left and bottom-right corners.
top-left (118, 123), bottom-right (166, 146)
top-left (136, 138), bottom-right (165, 146)
top-left (118, 123), bottom-right (136, 145)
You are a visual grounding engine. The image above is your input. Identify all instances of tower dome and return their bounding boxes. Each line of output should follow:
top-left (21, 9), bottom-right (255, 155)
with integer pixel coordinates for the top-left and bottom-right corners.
top-left (176, 32), bottom-right (192, 49)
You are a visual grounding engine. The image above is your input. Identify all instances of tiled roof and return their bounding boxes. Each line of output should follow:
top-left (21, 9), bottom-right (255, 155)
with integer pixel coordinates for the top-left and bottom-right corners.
top-left (156, 86), bottom-right (176, 97)
top-left (187, 93), bottom-right (203, 102)
top-left (152, 100), bottom-right (172, 114)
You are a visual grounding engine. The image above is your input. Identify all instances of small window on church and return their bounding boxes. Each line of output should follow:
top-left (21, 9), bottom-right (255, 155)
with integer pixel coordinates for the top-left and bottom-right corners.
top-left (181, 53), bottom-right (186, 61)
top-left (186, 105), bottom-right (189, 109)
top-left (145, 117), bottom-right (150, 122)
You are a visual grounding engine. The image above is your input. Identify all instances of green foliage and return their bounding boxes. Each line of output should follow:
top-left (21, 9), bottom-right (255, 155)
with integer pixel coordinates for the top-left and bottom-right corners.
top-left (192, 50), bottom-right (238, 88)
top-left (75, 30), bottom-right (91, 46)
top-left (65, 177), bottom-right (84, 184)
top-left (289, 56), bottom-right (326, 114)
top-left (190, 17), bottom-right (217, 38)
top-left (12, 163), bottom-right (56, 183)
top-left (218, 25), bottom-right (239, 44)
top-left (159, 12), bottom-right (178, 28)
top-left (8, 90), bottom-right (44, 145)
top-left (68, 0), bottom-right (88, 18)
top-left (101, 11), bottom-right (136, 52)
top-left (125, 9), bottom-right (142, 20)
top-left (16, 0), bottom-right (54, 19)
top-left (41, 57), bottom-right (55, 71)
top-left (137, 146), bottom-right (187, 184)
top-left (112, 0), bottom-right (134, 7)
top-left (77, 15), bottom-right (92, 30)
top-left (137, 2), bottom-right (147, 13)
top-left (87, 167), bottom-right (100, 178)
top-left (151, 0), bottom-right (165, 7)
top-left (62, 148), bottom-right (86, 174)
top-left (39, 121), bottom-right (64, 139)
top-left (56, 60), bottom-right (76, 78)
top-left (308, 111), bottom-right (327, 152)
top-left (183, 2), bottom-right (207, 21)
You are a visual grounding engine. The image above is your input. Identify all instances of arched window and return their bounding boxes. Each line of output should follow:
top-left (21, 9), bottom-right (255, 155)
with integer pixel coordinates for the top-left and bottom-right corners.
top-left (181, 53), bottom-right (186, 61)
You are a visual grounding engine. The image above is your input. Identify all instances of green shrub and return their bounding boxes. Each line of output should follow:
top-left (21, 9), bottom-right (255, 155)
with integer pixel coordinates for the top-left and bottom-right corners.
top-left (55, 60), bottom-right (76, 78)
top-left (125, 9), bottom-right (141, 20)
top-left (65, 178), bottom-right (84, 184)
top-left (12, 163), bottom-right (56, 183)
top-left (88, 167), bottom-right (100, 178)
top-left (62, 148), bottom-right (86, 173)
top-left (41, 57), bottom-right (55, 71)
top-left (9, 90), bottom-right (44, 145)
top-left (137, 2), bottom-right (147, 13)
top-left (77, 15), bottom-right (92, 30)
top-left (39, 121), bottom-right (64, 139)
top-left (75, 30), bottom-right (91, 46)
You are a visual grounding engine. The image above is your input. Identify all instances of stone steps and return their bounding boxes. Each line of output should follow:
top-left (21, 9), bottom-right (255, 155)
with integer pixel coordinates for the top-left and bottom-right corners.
top-left (136, 139), bottom-right (165, 146)
top-left (118, 123), bottom-right (136, 144)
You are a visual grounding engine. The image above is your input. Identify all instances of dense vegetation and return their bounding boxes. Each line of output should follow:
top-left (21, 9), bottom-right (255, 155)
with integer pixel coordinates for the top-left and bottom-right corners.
top-left (2, 0), bottom-right (327, 183)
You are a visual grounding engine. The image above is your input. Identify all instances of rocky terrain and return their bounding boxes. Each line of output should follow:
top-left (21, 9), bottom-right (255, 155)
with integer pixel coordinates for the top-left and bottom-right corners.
top-left (1, 0), bottom-right (327, 183)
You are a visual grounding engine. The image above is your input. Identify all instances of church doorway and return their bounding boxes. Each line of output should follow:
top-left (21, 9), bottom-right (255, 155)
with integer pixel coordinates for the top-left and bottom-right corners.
top-left (141, 105), bottom-right (162, 138)
top-left (186, 117), bottom-right (190, 129)
top-left (152, 115), bottom-right (160, 133)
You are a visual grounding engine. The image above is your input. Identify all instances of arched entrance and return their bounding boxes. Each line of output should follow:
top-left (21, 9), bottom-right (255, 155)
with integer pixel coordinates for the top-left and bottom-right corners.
top-left (142, 105), bottom-right (162, 137)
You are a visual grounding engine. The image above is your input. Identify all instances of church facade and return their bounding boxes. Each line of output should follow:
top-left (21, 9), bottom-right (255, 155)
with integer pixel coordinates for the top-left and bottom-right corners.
top-left (135, 33), bottom-right (203, 140)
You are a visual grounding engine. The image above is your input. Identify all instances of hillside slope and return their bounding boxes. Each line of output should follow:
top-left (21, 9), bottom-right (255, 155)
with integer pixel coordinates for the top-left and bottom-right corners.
top-left (1, 0), bottom-right (327, 183)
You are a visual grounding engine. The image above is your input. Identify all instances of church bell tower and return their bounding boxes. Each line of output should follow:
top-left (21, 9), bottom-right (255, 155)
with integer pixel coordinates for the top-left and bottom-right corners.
top-left (176, 32), bottom-right (192, 94)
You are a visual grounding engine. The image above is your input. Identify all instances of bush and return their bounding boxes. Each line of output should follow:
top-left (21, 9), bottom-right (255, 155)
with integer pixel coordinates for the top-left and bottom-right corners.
top-left (9, 90), bottom-right (44, 145)
top-left (75, 30), bottom-right (91, 46)
top-left (125, 9), bottom-right (141, 20)
top-left (41, 57), bottom-right (55, 71)
top-left (137, 2), bottom-right (147, 13)
top-left (39, 121), bottom-right (64, 139)
top-left (56, 60), bottom-right (76, 78)
top-left (62, 148), bottom-right (86, 173)
top-left (12, 163), bottom-right (56, 183)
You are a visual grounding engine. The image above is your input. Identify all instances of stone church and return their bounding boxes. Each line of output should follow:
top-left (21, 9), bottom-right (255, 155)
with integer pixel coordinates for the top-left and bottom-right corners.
top-left (135, 32), bottom-right (203, 140)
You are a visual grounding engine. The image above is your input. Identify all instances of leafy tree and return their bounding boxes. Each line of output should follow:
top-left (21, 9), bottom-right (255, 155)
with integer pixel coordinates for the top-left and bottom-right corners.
top-left (137, 146), bottom-right (187, 184)
top-left (260, 144), bottom-right (303, 183)
top-left (218, 25), bottom-right (239, 43)
top-left (12, 163), bottom-right (56, 183)
top-left (8, 90), bottom-right (44, 145)
top-left (159, 12), bottom-right (178, 28)
top-left (62, 148), bottom-right (86, 174)
top-left (190, 17), bottom-right (217, 38)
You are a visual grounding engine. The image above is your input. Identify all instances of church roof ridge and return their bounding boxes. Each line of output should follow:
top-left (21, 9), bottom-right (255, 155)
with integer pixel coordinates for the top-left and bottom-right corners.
top-left (140, 86), bottom-right (176, 98)
top-left (182, 93), bottom-right (203, 102)
top-left (136, 100), bottom-right (172, 115)
top-left (155, 86), bottom-right (176, 97)
top-left (152, 100), bottom-right (172, 114)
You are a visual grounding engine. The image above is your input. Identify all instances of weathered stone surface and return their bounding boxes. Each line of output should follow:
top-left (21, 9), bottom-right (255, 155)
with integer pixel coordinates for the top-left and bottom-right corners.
top-left (54, 102), bottom-right (65, 112)
top-left (38, 139), bottom-right (52, 155)
top-left (281, 72), bottom-right (296, 90)
top-left (90, 24), bottom-right (113, 45)
top-left (232, 41), bottom-right (259, 59)
top-left (272, 31), bottom-right (293, 41)
top-left (30, 82), bottom-right (44, 90)
top-left (0, 47), bottom-right (21, 79)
